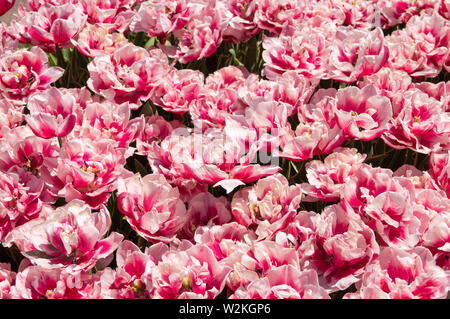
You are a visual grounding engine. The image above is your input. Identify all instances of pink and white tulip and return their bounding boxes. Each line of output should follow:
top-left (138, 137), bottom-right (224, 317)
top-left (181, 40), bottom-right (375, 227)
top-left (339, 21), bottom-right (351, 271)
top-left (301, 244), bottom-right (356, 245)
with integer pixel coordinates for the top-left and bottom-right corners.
top-left (0, 47), bottom-right (64, 102)
top-left (25, 87), bottom-right (77, 139)
top-left (151, 244), bottom-right (232, 299)
top-left (230, 265), bottom-right (330, 299)
top-left (87, 44), bottom-right (170, 106)
top-left (12, 3), bottom-right (87, 50)
top-left (117, 173), bottom-right (189, 243)
top-left (5, 199), bottom-right (123, 271)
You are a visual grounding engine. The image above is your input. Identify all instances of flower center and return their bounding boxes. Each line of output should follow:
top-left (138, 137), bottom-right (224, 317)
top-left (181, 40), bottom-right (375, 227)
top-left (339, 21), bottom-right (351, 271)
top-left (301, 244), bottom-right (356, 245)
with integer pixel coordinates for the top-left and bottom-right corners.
top-left (131, 279), bottom-right (144, 294)
top-left (45, 289), bottom-right (55, 299)
top-left (181, 274), bottom-right (193, 292)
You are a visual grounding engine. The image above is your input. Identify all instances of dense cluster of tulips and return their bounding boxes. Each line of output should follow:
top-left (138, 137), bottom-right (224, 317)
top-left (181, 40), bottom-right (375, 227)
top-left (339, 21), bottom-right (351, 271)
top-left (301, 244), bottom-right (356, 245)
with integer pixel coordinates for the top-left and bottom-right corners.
top-left (0, 0), bottom-right (449, 299)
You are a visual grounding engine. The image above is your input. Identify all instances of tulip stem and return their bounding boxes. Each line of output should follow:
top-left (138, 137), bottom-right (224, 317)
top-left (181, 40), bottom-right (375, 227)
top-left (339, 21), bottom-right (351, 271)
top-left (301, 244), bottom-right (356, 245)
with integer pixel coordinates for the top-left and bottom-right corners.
top-left (413, 151), bottom-right (419, 168)
top-left (287, 159), bottom-right (291, 179)
top-left (55, 44), bottom-right (65, 68)
top-left (290, 161), bottom-right (300, 174)
top-left (288, 161), bottom-right (304, 182)
top-left (138, 236), bottom-right (146, 250)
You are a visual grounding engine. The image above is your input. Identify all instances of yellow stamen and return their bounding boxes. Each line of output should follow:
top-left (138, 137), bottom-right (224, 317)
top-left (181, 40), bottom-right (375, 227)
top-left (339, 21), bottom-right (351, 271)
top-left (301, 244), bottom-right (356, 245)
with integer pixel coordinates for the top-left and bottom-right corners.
top-left (89, 167), bottom-right (101, 174)
top-left (45, 289), bottom-right (54, 299)
top-left (131, 279), bottom-right (144, 294)
top-left (251, 203), bottom-right (261, 218)
top-left (181, 274), bottom-right (193, 292)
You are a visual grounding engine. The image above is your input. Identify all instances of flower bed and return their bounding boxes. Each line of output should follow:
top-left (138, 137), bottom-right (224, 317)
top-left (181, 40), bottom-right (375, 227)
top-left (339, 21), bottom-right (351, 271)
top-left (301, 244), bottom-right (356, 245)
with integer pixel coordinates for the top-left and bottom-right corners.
top-left (0, 0), bottom-right (449, 299)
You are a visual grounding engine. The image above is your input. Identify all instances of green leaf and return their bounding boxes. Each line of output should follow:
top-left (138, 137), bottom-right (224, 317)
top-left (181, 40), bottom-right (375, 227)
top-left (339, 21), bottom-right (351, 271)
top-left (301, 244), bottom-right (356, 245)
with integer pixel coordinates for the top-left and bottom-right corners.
top-left (62, 48), bottom-right (72, 64)
top-left (133, 32), bottom-right (149, 47)
top-left (48, 53), bottom-right (58, 66)
top-left (144, 37), bottom-right (157, 49)
top-left (140, 102), bottom-right (154, 116)
top-left (232, 56), bottom-right (243, 66)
